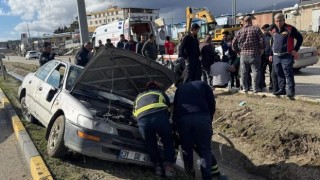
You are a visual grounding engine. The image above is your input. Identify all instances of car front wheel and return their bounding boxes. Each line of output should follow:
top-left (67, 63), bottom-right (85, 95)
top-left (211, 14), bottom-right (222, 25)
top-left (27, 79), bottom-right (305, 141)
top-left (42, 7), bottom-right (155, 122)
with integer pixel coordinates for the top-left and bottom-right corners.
top-left (20, 97), bottom-right (37, 123)
top-left (47, 115), bottom-right (68, 158)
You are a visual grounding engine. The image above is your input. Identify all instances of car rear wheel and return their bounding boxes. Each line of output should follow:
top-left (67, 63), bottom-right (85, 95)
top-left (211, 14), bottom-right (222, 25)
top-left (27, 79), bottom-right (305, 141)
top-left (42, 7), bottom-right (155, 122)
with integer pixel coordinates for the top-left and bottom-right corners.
top-left (47, 115), bottom-right (68, 158)
top-left (20, 97), bottom-right (37, 123)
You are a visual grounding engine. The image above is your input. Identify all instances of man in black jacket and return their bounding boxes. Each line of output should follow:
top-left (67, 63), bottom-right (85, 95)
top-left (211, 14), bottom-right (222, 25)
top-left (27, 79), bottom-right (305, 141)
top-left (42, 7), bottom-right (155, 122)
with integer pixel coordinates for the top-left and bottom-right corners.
top-left (200, 35), bottom-right (216, 86)
top-left (39, 42), bottom-right (55, 66)
top-left (173, 81), bottom-right (224, 180)
top-left (179, 23), bottom-right (201, 83)
top-left (75, 42), bottom-right (93, 67)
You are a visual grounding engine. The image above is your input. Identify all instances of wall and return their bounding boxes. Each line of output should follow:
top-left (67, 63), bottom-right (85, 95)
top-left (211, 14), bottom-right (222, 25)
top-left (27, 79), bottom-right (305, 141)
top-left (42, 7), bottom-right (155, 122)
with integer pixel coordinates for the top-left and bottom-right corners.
top-left (252, 11), bottom-right (281, 27)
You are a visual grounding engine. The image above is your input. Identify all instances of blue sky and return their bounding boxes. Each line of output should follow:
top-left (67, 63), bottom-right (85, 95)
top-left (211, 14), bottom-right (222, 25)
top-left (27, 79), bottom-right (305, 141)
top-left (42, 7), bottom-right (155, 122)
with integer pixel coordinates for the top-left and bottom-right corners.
top-left (0, 1), bottom-right (21, 41)
top-left (0, 0), bottom-right (296, 42)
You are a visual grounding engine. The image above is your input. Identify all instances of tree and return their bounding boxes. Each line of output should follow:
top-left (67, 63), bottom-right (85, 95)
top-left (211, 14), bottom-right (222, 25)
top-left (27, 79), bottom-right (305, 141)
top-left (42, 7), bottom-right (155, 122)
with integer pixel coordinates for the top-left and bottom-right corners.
top-left (68, 21), bottom-right (79, 32)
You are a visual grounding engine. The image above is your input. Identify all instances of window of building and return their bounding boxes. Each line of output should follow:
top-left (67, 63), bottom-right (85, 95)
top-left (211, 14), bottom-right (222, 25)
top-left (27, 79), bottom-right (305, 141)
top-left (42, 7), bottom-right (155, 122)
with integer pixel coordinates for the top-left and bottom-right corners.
top-left (146, 9), bottom-right (153, 14)
top-left (104, 19), bottom-right (106, 23)
top-left (116, 17), bottom-right (119, 20)
top-left (111, 12), bottom-right (114, 15)
top-left (285, 13), bottom-right (292, 20)
top-left (95, 20), bottom-right (98, 24)
top-left (116, 11), bottom-right (118, 15)
top-left (107, 12), bottom-right (110, 16)
top-left (155, 16), bottom-right (158, 19)
top-left (99, 20), bottom-right (102, 23)
top-left (90, 21), bottom-right (93, 25)
top-left (108, 19), bottom-right (110, 22)
top-left (112, 18), bottom-right (115, 21)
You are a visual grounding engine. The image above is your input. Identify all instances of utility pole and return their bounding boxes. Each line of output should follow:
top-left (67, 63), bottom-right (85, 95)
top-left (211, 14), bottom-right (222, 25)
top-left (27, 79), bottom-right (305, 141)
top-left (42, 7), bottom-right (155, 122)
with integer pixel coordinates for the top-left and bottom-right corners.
top-left (232, 0), bottom-right (237, 25)
top-left (77, 0), bottom-right (89, 45)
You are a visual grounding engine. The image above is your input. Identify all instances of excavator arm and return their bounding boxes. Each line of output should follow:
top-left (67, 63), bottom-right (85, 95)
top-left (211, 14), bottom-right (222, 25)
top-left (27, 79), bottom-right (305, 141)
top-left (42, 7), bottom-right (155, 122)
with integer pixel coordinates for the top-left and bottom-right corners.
top-left (185, 6), bottom-right (217, 32)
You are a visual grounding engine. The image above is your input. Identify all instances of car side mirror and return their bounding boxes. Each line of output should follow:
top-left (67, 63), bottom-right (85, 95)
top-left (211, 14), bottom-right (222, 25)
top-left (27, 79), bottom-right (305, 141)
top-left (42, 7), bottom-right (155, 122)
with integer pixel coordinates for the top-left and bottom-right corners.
top-left (46, 87), bottom-right (57, 102)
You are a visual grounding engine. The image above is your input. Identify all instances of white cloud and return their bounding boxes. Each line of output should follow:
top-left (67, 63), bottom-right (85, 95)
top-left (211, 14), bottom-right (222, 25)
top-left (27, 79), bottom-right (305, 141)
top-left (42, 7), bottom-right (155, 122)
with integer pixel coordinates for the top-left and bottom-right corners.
top-left (2, 0), bottom-right (296, 41)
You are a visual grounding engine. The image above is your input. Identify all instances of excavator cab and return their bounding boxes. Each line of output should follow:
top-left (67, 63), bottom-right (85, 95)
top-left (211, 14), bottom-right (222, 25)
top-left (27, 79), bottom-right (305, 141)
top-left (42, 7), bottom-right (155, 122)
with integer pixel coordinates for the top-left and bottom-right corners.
top-left (199, 22), bottom-right (216, 40)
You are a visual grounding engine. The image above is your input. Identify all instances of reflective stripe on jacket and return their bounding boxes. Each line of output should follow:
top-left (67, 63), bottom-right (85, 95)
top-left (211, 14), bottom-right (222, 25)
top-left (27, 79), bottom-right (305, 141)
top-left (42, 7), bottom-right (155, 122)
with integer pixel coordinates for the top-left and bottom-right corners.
top-left (133, 91), bottom-right (168, 119)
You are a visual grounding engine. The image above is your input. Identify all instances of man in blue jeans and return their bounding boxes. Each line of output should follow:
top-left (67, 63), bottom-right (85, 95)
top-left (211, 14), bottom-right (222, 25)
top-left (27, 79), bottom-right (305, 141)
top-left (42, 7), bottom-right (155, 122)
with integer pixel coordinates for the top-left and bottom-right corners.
top-left (232, 15), bottom-right (265, 93)
top-left (269, 13), bottom-right (303, 98)
top-left (133, 81), bottom-right (175, 178)
top-left (173, 81), bottom-right (226, 180)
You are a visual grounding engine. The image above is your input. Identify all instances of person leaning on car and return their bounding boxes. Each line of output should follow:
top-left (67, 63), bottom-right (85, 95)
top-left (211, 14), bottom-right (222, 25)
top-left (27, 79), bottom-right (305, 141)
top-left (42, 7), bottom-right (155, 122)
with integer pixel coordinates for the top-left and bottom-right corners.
top-left (75, 41), bottom-right (93, 67)
top-left (39, 42), bottom-right (55, 66)
top-left (132, 81), bottom-right (175, 178)
top-left (269, 13), bottom-right (303, 98)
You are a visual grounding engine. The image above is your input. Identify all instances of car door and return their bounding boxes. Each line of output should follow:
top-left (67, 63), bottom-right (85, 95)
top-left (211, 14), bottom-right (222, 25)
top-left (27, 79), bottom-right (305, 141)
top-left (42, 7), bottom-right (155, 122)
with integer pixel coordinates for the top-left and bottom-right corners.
top-left (34, 63), bottom-right (66, 127)
top-left (27, 61), bottom-right (58, 117)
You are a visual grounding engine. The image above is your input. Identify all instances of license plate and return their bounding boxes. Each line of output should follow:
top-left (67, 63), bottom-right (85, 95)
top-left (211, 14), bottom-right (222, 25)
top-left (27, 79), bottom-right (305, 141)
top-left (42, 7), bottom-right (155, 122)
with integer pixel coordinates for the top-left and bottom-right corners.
top-left (303, 52), bottom-right (312, 58)
top-left (119, 150), bottom-right (149, 162)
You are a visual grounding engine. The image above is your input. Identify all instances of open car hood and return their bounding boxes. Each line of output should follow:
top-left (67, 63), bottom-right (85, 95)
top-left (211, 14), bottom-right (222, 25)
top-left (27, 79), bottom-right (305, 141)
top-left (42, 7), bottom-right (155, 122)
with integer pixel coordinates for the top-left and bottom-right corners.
top-left (71, 47), bottom-right (175, 101)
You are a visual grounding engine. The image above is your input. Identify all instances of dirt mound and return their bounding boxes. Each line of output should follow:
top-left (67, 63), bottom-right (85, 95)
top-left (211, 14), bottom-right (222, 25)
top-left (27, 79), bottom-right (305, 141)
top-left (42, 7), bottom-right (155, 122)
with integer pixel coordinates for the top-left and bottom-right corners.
top-left (302, 32), bottom-right (320, 50)
top-left (213, 93), bottom-right (320, 179)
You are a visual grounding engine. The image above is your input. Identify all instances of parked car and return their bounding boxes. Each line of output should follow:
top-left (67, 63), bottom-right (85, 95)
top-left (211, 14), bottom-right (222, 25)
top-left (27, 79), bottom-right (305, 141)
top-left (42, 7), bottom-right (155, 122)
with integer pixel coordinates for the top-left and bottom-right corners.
top-left (18, 48), bottom-right (175, 166)
top-left (293, 46), bottom-right (319, 71)
top-left (215, 46), bottom-right (319, 71)
top-left (25, 51), bottom-right (39, 60)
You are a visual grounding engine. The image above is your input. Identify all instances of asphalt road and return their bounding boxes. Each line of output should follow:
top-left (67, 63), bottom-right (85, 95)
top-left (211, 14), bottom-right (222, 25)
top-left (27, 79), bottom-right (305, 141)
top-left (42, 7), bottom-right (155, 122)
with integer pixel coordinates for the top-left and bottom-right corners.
top-left (0, 101), bottom-right (31, 180)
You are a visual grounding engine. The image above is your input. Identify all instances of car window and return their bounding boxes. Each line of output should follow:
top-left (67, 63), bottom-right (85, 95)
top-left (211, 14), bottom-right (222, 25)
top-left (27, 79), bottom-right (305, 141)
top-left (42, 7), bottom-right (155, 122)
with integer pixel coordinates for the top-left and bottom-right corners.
top-left (35, 61), bottom-right (58, 81)
top-left (46, 70), bottom-right (60, 88)
top-left (47, 64), bottom-right (66, 88)
top-left (66, 66), bottom-right (82, 90)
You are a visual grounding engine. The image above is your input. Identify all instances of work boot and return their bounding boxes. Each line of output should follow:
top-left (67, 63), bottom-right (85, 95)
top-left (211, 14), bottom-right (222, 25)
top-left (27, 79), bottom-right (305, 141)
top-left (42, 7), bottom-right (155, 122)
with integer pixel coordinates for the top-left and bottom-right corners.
top-left (154, 164), bottom-right (163, 176)
top-left (212, 174), bottom-right (229, 180)
top-left (287, 91), bottom-right (295, 98)
top-left (273, 89), bottom-right (286, 96)
top-left (163, 163), bottom-right (175, 178)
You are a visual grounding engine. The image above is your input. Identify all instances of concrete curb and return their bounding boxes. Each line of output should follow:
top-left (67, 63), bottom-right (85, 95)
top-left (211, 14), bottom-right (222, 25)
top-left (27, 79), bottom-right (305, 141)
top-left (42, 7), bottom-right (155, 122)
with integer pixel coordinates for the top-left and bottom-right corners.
top-left (214, 87), bottom-right (320, 103)
top-left (0, 88), bottom-right (53, 180)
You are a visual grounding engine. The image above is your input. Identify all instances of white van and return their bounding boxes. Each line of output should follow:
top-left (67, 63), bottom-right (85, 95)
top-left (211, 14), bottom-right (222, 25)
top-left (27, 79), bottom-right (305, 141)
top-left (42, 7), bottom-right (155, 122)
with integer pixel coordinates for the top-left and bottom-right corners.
top-left (92, 18), bottom-right (155, 47)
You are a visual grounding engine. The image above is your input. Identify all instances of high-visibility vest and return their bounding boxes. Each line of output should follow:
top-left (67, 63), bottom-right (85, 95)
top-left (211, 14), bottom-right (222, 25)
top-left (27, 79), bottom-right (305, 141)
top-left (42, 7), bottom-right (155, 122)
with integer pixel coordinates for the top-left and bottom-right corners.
top-left (133, 91), bottom-right (168, 119)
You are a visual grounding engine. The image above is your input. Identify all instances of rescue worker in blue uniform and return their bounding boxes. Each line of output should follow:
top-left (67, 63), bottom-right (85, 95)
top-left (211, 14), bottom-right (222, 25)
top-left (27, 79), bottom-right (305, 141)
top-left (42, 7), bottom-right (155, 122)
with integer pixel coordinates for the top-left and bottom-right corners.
top-left (173, 80), bottom-right (226, 180)
top-left (133, 81), bottom-right (175, 178)
top-left (269, 13), bottom-right (303, 98)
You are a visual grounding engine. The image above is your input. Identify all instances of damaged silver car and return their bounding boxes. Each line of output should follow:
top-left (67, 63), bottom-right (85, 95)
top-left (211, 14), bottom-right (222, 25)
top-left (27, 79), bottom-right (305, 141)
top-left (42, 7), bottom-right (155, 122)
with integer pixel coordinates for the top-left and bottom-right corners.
top-left (18, 47), bottom-right (175, 166)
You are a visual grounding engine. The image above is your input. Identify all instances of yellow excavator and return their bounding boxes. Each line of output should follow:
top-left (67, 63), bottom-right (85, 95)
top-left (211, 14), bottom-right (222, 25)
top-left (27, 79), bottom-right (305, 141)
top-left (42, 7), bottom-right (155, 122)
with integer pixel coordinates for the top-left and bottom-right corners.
top-left (185, 7), bottom-right (242, 42)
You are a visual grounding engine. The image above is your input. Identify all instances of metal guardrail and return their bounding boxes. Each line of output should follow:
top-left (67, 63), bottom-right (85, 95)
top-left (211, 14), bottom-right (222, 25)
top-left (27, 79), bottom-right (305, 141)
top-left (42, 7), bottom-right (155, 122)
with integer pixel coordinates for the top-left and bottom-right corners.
top-left (6, 70), bottom-right (24, 82)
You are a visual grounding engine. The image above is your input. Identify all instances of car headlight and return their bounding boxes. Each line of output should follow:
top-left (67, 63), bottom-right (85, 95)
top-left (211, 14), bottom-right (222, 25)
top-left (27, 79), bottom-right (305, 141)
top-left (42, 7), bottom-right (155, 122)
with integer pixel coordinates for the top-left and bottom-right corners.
top-left (77, 115), bottom-right (93, 129)
top-left (77, 115), bottom-right (118, 135)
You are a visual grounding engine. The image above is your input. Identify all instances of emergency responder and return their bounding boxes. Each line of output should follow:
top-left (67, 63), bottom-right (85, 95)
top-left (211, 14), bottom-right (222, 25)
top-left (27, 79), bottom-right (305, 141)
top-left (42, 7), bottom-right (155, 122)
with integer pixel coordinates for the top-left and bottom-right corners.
top-left (132, 81), bottom-right (175, 178)
top-left (269, 13), bottom-right (303, 98)
top-left (173, 80), bottom-right (226, 180)
top-left (39, 42), bottom-right (55, 66)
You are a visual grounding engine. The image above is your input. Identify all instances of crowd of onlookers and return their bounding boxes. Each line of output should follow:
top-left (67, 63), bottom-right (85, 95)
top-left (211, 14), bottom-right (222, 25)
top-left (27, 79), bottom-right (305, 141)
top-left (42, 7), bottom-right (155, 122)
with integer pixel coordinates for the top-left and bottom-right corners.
top-left (39, 12), bottom-right (303, 99)
top-left (174, 13), bottom-right (303, 99)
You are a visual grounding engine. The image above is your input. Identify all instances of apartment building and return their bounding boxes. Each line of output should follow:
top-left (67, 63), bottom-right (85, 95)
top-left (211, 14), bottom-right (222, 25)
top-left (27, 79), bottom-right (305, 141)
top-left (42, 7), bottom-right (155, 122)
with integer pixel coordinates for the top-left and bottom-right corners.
top-left (87, 6), bottom-right (160, 33)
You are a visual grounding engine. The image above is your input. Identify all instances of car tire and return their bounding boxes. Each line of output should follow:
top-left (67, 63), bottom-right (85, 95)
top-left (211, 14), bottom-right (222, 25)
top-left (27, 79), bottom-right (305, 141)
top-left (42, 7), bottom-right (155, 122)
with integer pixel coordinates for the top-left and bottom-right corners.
top-left (20, 97), bottom-right (37, 123)
top-left (47, 115), bottom-right (68, 158)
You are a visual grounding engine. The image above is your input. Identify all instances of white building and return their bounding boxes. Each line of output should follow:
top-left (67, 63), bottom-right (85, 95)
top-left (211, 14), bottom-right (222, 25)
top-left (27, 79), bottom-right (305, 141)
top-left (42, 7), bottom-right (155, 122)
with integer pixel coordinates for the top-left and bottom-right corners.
top-left (87, 6), bottom-right (160, 33)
